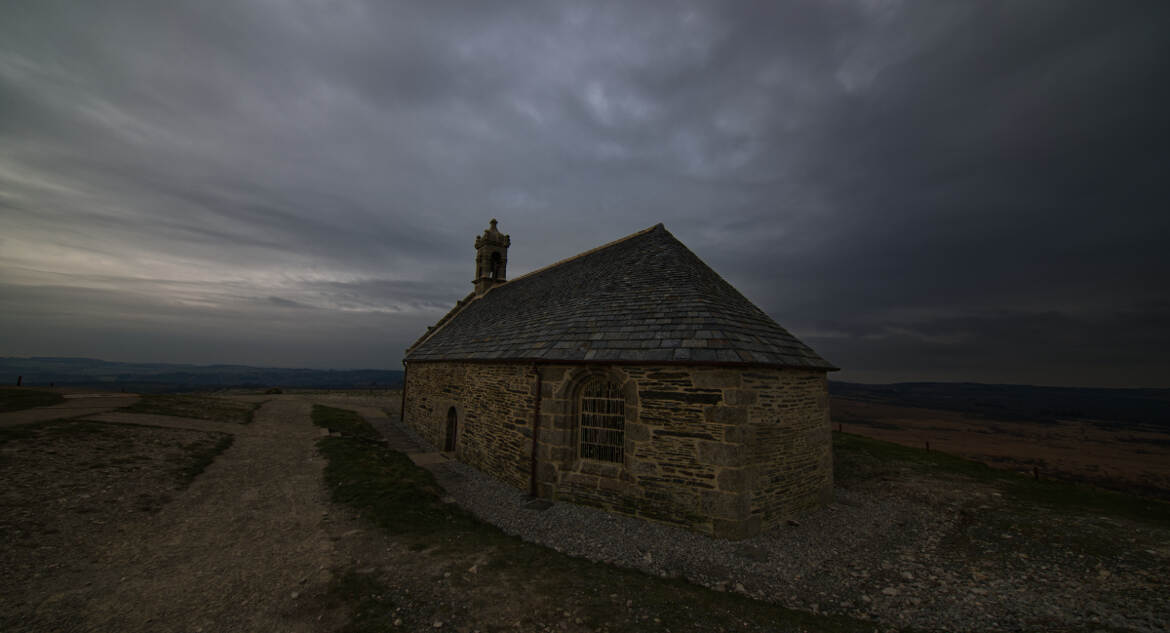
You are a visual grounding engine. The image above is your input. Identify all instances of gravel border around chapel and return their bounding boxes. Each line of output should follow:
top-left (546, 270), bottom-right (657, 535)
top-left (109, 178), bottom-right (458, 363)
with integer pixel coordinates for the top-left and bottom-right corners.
top-left (388, 420), bottom-right (1170, 633)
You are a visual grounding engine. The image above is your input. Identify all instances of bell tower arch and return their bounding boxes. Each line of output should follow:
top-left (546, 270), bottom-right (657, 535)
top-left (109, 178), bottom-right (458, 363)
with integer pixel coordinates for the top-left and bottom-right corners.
top-left (474, 219), bottom-right (510, 295)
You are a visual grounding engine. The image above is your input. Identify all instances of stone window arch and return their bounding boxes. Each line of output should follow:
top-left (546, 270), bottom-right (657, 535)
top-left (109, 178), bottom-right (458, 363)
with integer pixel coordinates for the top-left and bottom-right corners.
top-left (577, 375), bottom-right (625, 463)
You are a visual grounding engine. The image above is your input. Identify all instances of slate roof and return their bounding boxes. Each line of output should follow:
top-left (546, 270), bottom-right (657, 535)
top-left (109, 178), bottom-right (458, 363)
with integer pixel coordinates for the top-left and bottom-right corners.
top-left (405, 224), bottom-right (836, 370)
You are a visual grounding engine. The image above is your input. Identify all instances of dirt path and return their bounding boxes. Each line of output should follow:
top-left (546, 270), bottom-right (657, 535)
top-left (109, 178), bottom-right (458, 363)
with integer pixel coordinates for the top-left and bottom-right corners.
top-left (0, 394), bottom-right (140, 427)
top-left (10, 397), bottom-right (350, 633)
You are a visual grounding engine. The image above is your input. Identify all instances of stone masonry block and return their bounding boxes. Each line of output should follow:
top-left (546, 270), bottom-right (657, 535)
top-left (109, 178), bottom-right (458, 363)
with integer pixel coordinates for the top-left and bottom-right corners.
top-left (630, 460), bottom-right (658, 476)
top-left (697, 440), bottom-right (743, 467)
top-left (723, 425), bottom-right (748, 444)
top-left (551, 412), bottom-right (573, 430)
top-left (541, 428), bottom-right (571, 445)
top-left (692, 369), bottom-right (742, 389)
top-left (724, 389), bottom-right (758, 406)
top-left (705, 406), bottom-right (748, 425)
top-left (550, 446), bottom-right (575, 462)
top-left (700, 490), bottom-right (747, 519)
top-left (717, 467), bottom-right (747, 492)
top-left (540, 367), bottom-right (567, 381)
top-left (563, 473), bottom-right (599, 488)
top-left (640, 390), bottom-right (722, 405)
top-left (579, 460), bottom-right (621, 479)
top-left (598, 477), bottom-right (631, 493)
top-left (537, 462), bottom-right (558, 483)
top-left (542, 398), bottom-right (571, 415)
top-left (625, 422), bottom-right (650, 442)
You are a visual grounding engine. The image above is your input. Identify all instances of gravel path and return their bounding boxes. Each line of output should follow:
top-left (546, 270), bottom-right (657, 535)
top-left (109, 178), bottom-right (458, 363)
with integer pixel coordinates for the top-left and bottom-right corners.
top-left (368, 411), bottom-right (1170, 633)
top-left (8, 397), bottom-right (344, 633)
top-left (84, 398), bottom-right (337, 633)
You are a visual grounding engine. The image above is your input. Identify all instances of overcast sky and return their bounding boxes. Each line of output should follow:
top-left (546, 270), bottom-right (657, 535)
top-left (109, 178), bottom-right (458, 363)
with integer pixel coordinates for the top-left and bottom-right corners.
top-left (2, 1), bottom-right (1167, 387)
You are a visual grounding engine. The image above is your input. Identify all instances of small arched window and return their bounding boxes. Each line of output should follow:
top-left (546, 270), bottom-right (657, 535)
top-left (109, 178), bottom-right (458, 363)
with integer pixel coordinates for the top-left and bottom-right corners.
top-left (578, 377), bottom-right (624, 463)
top-left (489, 251), bottom-right (502, 279)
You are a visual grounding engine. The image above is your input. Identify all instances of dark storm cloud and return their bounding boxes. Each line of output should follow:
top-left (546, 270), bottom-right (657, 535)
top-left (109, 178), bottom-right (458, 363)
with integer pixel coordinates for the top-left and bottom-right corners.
top-left (693, 1), bottom-right (1170, 386)
top-left (805, 303), bottom-right (1170, 388)
top-left (1, 1), bottom-right (1166, 384)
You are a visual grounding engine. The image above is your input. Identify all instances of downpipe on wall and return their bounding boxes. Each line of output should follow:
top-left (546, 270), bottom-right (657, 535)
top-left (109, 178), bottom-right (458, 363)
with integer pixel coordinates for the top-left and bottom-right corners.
top-left (529, 363), bottom-right (542, 497)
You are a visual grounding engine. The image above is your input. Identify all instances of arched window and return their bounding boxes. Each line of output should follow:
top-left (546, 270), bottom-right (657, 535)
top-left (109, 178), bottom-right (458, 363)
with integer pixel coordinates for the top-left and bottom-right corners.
top-left (578, 377), bottom-right (624, 463)
top-left (489, 251), bottom-right (502, 279)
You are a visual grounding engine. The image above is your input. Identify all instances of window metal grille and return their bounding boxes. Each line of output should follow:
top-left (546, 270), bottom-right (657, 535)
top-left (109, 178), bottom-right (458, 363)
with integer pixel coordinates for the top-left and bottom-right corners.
top-left (579, 378), bottom-right (624, 463)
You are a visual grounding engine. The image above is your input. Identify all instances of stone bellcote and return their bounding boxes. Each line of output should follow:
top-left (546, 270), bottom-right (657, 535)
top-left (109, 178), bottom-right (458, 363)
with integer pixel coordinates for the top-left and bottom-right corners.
top-left (473, 219), bottom-right (510, 295)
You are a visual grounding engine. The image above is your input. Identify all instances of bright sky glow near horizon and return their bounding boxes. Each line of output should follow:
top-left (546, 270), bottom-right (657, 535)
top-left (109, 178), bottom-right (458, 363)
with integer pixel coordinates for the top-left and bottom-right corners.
top-left (1, 1), bottom-right (1167, 387)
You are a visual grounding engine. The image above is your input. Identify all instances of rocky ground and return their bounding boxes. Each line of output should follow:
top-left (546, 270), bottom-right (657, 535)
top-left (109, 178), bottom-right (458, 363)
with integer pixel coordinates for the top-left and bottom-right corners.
top-left (0, 419), bottom-right (233, 600)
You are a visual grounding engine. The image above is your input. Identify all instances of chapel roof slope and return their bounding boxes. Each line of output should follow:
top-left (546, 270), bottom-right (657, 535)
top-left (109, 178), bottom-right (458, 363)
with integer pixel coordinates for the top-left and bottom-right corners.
top-left (405, 224), bottom-right (836, 370)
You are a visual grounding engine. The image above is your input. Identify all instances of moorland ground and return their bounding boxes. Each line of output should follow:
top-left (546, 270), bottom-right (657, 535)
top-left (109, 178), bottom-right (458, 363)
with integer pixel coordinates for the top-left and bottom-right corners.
top-left (832, 396), bottom-right (1170, 499)
top-left (0, 387), bottom-right (1167, 632)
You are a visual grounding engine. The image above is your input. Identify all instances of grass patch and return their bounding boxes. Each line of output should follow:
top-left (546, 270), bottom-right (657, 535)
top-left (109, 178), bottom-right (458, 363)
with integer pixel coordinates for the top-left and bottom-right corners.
top-left (316, 411), bottom-right (872, 633)
top-left (318, 436), bottom-right (474, 535)
top-left (834, 431), bottom-right (1170, 525)
top-left (124, 394), bottom-right (260, 424)
top-left (0, 388), bottom-right (65, 412)
top-left (312, 404), bottom-right (381, 440)
top-left (176, 434), bottom-right (234, 487)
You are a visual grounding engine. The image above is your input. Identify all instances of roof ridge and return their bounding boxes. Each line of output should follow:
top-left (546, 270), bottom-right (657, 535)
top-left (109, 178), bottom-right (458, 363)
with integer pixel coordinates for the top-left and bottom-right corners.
top-left (504, 223), bottom-right (664, 286)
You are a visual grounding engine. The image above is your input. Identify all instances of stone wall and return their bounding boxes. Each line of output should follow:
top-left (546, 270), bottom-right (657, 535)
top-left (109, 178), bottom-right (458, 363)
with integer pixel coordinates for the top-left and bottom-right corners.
top-left (742, 370), bottom-right (833, 531)
top-left (402, 360), bottom-right (831, 539)
top-left (402, 362), bottom-right (536, 489)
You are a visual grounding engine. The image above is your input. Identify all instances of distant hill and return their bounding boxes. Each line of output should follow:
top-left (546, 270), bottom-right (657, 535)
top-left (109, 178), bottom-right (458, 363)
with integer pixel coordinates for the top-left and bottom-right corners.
top-left (1, 357), bottom-right (403, 393)
top-left (830, 381), bottom-right (1170, 431)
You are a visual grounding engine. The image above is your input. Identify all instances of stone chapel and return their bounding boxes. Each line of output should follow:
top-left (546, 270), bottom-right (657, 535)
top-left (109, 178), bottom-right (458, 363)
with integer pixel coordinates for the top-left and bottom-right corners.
top-left (401, 220), bottom-right (836, 539)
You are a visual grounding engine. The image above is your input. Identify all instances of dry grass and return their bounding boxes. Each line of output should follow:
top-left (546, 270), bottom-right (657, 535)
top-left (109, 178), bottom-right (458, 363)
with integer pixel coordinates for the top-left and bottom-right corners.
top-left (0, 387), bottom-right (64, 412)
top-left (832, 396), bottom-right (1170, 499)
